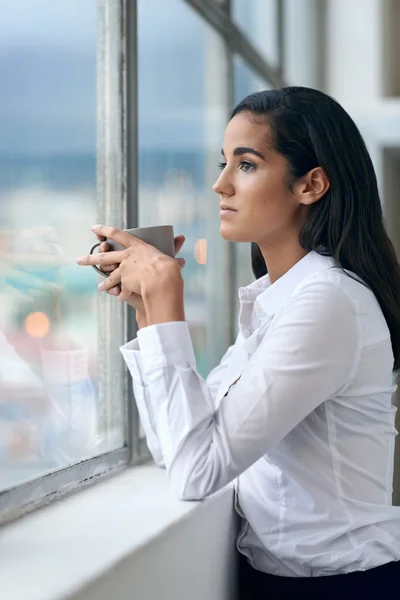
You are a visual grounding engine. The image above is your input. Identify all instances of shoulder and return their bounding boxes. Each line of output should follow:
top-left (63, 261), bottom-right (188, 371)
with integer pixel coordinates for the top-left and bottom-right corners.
top-left (283, 267), bottom-right (389, 342)
top-left (270, 269), bottom-right (365, 343)
top-left (283, 268), bottom-right (358, 316)
top-left (291, 268), bottom-right (375, 313)
top-left (257, 269), bottom-right (362, 378)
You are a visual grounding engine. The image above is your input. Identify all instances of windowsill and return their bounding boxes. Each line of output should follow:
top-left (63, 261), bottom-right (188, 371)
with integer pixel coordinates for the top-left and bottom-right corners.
top-left (0, 465), bottom-right (236, 600)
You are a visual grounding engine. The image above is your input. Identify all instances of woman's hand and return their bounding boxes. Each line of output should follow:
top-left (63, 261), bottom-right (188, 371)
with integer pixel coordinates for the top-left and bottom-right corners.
top-left (77, 226), bottom-right (186, 328)
top-left (90, 232), bottom-right (147, 325)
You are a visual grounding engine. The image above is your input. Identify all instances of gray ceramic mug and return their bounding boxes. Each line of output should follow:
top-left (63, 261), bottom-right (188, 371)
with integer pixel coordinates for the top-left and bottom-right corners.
top-left (89, 225), bottom-right (175, 277)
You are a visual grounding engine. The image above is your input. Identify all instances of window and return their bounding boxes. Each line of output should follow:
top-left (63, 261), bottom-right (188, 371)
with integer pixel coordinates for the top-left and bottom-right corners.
top-left (0, 0), bottom-right (127, 519)
top-left (233, 54), bottom-right (272, 106)
top-left (232, 0), bottom-right (280, 68)
top-left (138, 0), bottom-right (232, 375)
top-left (1, 0), bottom-right (287, 522)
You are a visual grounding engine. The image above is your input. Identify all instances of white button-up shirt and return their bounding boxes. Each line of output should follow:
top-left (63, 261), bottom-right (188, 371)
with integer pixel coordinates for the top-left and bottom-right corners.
top-left (120, 251), bottom-right (400, 577)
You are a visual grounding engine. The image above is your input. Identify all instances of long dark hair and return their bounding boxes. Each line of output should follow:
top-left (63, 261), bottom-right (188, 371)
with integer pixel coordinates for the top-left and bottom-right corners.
top-left (232, 87), bottom-right (400, 372)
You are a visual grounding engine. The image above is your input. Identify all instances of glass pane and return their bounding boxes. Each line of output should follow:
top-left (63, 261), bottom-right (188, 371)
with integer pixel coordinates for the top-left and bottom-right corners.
top-left (233, 54), bottom-right (272, 106)
top-left (138, 0), bottom-right (231, 376)
top-left (232, 0), bottom-right (279, 68)
top-left (0, 0), bottom-right (124, 492)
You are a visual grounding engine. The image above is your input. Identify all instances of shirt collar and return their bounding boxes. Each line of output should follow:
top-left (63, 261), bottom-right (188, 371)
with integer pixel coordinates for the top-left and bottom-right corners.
top-left (239, 251), bottom-right (338, 322)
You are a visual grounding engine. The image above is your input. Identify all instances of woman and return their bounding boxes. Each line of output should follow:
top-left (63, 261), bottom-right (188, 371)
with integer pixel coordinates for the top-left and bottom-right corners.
top-left (78, 87), bottom-right (400, 598)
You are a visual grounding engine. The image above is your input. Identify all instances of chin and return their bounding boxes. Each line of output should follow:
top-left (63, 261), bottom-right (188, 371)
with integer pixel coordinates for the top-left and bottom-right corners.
top-left (219, 223), bottom-right (252, 243)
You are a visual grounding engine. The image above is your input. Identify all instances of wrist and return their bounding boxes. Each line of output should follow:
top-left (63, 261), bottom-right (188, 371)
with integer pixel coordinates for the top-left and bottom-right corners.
top-left (142, 268), bottom-right (185, 325)
top-left (142, 262), bottom-right (183, 299)
top-left (135, 309), bottom-right (147, 330)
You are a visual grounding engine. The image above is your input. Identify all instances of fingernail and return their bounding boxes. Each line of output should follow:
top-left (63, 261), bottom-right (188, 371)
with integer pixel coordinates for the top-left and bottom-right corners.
top-left (97, 282), bottom-right (104, 290)
top-left (76, 257), bottom-right (84, 264)
top-left (91, 224), bottom-right (102, 231)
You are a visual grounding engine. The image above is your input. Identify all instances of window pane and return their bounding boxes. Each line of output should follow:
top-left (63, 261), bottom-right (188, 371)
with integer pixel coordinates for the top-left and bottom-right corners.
top-left (233, 54), bottom-right (272, 106)
top-left (138, 0), bottom-right (231, 375)
top-left (232, 0), bottom-right (279, 68)
top-left (0, 0), bottom-right (124, 492)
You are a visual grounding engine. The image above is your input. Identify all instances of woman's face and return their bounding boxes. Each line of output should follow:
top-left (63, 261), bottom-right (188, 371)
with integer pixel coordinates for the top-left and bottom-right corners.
top-left (213, 111), bottom-right (307, 247)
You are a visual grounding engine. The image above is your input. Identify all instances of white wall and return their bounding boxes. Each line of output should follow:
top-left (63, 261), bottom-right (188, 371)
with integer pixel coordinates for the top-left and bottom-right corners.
top-left (325, 0), bottom-right (382, 103)
top-left (283, 0), bottom-right (322, 88)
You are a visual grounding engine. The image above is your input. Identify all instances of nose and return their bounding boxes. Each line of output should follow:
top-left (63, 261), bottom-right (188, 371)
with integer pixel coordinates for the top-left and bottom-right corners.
top-left (213, 169), bottom-right (234, 197)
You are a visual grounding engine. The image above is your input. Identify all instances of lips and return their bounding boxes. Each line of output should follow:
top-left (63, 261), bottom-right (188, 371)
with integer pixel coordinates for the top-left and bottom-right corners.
top-left (220, 204), bottom-right (237, 212)
top-left (220, 208), bottom-right (237, 217)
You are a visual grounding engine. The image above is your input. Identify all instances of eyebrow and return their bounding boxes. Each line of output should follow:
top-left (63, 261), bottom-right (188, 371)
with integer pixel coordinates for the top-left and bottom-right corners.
top-left (221, 146), bottom-right (266, 160)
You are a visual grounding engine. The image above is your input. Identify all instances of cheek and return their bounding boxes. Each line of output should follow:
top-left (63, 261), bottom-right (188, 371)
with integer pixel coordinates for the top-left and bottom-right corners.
top-left (245, 189), bottom-right (297, 233)
top-left (242, 168), bottom-right (285, 200)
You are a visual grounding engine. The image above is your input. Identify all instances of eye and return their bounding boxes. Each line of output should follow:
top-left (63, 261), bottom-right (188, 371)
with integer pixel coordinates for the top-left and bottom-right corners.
top-left (218, 161), bottom-right (227, 170)
top-left (239, 161), bottom-right (256, 172)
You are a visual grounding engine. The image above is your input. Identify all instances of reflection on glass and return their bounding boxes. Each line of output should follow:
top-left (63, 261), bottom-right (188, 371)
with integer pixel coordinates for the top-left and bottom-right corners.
top-left (0, 0), bottom-right (120, 492)
top-left (232, 0), bottom-right (279, 68)
top-left (194, 239), bottom-right (207, 265)
top-left (138, 0), bottom-right (229, 376)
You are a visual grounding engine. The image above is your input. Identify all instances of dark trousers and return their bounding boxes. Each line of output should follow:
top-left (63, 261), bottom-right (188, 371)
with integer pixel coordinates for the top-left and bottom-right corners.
top-left (239, 554), bottom-right (400, 599)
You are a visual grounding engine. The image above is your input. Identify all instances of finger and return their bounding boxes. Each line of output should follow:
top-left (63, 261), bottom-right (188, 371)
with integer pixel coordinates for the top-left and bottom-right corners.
top-left (117, 287), bottom-right (131, 303)
top-left (101, 263), bottom-right (119, 273)
top-left (96, 233), bottom-right (107, 242)
top-left (98, 266), bottom-right (122, 291)
top-left (107, 285), bottom-right (121, 297)
top-left (76, 250), bottom-right (125, 267)
top-left (99, 241), bottom-right (110, 252)
top-left (91, 225), bottom-right (140, 249)
top-left (174, 235), bottom-right (186, 255)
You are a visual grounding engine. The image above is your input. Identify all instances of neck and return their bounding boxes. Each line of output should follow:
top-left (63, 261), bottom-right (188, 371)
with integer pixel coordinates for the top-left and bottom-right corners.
top-left (258, 238), bottom-right (310, 284)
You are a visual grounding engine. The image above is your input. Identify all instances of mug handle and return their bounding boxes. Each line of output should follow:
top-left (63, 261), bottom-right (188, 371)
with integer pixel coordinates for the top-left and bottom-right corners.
top-left (89, 242), bottom-right (108, 277)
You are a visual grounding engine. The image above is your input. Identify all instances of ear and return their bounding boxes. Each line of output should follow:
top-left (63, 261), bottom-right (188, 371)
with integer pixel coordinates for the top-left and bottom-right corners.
top-left (294, 167), bottom-right (330, 206)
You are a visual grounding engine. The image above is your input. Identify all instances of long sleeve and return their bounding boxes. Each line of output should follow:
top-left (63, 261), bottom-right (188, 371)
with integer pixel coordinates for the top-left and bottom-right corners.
top-left (135, 278), bottom-right (360, 500)
top-left (120, 338), bottom-right (165, 467)
top-left (120, 337), bottom-right (237, 468)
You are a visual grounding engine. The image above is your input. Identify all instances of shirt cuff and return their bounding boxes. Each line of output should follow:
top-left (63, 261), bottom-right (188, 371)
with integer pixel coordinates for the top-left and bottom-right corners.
top-left (137, 321), bottom-right (196, 375)
top-left (120, 337), bottom-right (161, 452)
top-left (120, 338), bottom-right (146, 384)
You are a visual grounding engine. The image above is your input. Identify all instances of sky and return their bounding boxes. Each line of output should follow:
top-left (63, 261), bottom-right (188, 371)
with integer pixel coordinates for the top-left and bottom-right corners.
top-left (0, 0), bottom-right (206, 154)
top-left (0, 0), bottom-right (264, 155)
top-left (0, 0), bottom-right (96, 46)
